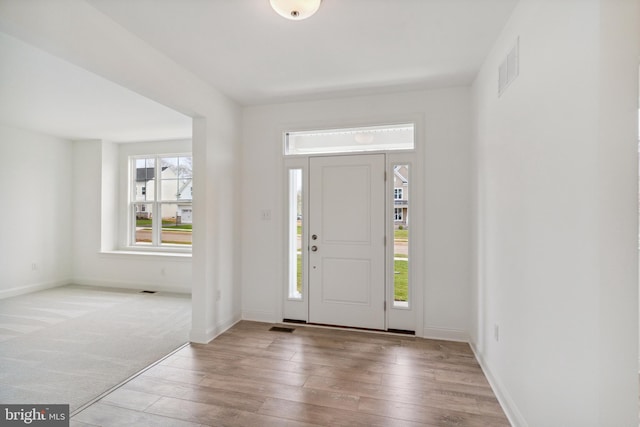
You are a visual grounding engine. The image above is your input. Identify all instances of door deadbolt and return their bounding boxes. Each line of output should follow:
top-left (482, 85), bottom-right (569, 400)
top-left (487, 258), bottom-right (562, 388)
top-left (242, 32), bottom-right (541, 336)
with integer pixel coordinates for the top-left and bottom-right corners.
top-left (312, 234), bottom-right (318, 240)
top-left (311, 245), bottom-right (318, 252)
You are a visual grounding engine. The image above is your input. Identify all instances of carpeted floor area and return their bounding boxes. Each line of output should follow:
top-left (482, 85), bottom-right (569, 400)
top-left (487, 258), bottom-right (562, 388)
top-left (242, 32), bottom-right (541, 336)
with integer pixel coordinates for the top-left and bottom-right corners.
top-left (0, 285), bottom-right (191, 412)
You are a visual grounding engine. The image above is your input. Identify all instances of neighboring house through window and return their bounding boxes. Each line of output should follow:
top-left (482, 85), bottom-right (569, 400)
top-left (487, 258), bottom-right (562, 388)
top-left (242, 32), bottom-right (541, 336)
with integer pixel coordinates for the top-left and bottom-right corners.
top-left (393, 165), bottom-right (409, 226)
top-left (394, 188), bottom-right (403, 200)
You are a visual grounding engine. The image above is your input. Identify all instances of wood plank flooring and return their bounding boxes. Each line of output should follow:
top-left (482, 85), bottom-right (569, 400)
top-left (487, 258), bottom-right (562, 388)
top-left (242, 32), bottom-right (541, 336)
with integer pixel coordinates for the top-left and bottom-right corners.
top-left (71, 321), bottom-right (510, 427)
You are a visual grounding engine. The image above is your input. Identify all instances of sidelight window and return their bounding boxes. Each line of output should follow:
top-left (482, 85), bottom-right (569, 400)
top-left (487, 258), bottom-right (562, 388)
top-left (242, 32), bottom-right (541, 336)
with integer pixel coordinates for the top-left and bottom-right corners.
top-left (393, 164), bottom-right (410, 308)
top-left (287, 169), bottom-right (303, 300)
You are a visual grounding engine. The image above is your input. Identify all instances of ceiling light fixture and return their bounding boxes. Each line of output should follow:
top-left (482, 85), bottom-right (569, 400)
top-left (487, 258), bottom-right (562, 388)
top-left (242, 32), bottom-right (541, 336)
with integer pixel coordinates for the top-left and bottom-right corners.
top-left (270, 0), bottom-right (322, 20)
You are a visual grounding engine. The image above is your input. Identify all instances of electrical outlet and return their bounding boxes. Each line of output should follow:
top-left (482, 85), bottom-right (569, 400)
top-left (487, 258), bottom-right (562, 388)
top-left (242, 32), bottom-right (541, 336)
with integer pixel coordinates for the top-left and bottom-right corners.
top-left (261, 209), bottom-right (271, 221)
top-left (31, 262), bottom-right (37, 271)
top-left (494, 324), bottom-right (500, 342)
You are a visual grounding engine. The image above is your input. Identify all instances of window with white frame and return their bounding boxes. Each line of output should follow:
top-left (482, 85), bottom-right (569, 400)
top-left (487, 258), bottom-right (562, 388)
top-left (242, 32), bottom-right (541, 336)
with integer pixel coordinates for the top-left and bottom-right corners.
top-left (285, 123), bottom-right (415, 155)
top-left (130, 154), bottom-right (193, 248)
top-left (394, 208), bottom-right (403, 221)
top-left (394, 188), bottom-right (403, 200)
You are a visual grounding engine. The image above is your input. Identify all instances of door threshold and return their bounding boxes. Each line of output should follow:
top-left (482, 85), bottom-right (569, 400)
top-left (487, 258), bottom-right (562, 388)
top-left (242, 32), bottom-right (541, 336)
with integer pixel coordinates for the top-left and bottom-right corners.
top-left (282, 318), bottom-right (307, 324)
top-left (282, 320), bottom-right (415, 336)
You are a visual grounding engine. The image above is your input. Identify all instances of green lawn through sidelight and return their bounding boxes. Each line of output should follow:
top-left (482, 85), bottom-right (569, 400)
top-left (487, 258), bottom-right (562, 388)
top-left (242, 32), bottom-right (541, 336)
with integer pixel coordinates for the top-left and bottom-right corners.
top-left (394, 258), bottom-right (408, 301)
top-left (136, 219), bottom-right (192, 230)
top-left (394, 228), bottom-right (408, 240)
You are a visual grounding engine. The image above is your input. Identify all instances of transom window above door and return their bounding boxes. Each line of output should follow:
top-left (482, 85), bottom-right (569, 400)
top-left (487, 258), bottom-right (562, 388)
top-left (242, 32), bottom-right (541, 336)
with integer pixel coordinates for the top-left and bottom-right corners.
top-left (284, 123), bottom-right (414, 155)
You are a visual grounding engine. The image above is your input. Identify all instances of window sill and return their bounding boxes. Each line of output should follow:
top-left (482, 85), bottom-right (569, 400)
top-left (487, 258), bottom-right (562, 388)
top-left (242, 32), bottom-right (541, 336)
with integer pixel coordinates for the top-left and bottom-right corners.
top-left (100, 250), bottom-right (192, 259)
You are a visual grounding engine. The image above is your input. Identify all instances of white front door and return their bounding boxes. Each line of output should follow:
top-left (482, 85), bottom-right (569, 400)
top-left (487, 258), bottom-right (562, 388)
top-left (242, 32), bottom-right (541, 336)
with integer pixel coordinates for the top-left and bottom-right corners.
top-left (308, 154), bottom-right (386, 330)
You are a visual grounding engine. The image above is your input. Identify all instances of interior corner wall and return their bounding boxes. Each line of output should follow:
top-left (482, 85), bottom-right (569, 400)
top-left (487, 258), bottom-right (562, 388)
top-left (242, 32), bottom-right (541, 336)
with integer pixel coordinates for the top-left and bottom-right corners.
top-left (191, 111), bottom-right (243, 343)
top-left (100, 140), bottom-right (118, 252)
top-left (240, 88), bottom-right (472, 338)
top-left (0, 123), bottom-right (73, 298)
top-left (72, 139), bottom-right (193, 293)
top-left (471, 0), bottom-right (639, 426)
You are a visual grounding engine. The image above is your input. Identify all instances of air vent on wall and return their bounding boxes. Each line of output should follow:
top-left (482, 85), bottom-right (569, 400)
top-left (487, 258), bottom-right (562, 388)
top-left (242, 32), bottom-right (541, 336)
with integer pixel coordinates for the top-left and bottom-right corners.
top-left (498, 37), bottom-right (519, 97)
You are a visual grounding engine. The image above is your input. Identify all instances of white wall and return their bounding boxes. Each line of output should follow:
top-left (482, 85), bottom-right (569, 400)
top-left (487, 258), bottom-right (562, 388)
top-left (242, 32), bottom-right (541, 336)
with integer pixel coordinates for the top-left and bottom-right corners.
top-left (0, 0), bottom-right (242, 342)
top-left (471, 0), bottom-right (639, 425)
top-left (0, 123), bottom-right (72, 298)
top-left (241, 88), bottom-right (472, 339)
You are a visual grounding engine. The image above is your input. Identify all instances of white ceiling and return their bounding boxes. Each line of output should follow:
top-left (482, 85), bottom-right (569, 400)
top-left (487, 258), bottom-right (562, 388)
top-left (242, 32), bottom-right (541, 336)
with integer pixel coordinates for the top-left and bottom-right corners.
top-left (0, 0), bottom-right (518, 142)
top-left (88, 0), bottom-right (518, 105)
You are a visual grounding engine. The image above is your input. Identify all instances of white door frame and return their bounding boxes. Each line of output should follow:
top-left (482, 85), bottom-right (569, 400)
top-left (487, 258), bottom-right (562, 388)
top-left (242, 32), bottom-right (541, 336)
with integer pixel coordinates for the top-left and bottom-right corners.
top-left (283, 152), bottom-right (424, 335)
top-left (281, 126), bottom-right (424, 336)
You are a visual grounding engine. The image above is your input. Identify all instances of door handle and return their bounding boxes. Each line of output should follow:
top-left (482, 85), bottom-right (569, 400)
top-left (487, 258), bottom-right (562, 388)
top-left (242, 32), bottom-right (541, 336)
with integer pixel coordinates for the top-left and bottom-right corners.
top-left (311, 245), bottom-right (318, 252)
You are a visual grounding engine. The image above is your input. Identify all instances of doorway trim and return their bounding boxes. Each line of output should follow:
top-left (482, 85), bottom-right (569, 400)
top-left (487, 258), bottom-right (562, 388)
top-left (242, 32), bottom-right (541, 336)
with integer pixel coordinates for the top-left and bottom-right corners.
top-left (281, 119), bottom-right (425, 336)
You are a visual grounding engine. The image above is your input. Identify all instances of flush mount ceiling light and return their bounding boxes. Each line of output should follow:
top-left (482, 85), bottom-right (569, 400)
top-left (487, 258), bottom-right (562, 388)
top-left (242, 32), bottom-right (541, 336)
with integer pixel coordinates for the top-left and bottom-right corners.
top-left (270, 0), bottom-right (322, 20)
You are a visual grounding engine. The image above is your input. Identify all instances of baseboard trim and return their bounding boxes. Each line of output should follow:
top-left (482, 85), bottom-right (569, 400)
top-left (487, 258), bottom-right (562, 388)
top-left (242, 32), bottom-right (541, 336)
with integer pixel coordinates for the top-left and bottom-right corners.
top-left (189, 316), bottom-right (241, 344)
top-left (73, 277), bottom-right (190, 295)
top-left (422, 326), bottom-right (470, 342)
top-left (470, 342), bottom-right (528, 427)
top-left (241, 309), bottom-right (279, 324)
top-left (218, 315), bottom-right (242, 333)
top-left (0, 279), bottom-right (69, 300)
top-left (189, 327), bottom-right (217, 344)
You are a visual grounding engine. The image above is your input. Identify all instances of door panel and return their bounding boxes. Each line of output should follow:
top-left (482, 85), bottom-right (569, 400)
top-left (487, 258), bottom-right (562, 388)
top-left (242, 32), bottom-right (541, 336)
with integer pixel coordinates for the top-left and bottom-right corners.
top-left (321, 258), bottom-right (370, 304)
top-left (308, 154), bottom-right (385, 330)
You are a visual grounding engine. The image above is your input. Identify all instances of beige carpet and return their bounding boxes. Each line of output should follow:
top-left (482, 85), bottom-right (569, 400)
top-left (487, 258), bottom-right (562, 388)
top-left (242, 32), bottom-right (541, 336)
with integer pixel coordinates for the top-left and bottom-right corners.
top-left (0, 285), bottom-right (191, 412)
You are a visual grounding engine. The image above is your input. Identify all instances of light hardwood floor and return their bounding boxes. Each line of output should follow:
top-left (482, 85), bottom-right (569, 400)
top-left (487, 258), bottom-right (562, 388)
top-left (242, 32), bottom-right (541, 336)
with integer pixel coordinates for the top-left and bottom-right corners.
top-left (71, 321), bottom-right (510, 427)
